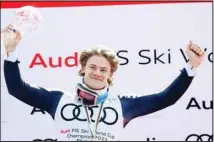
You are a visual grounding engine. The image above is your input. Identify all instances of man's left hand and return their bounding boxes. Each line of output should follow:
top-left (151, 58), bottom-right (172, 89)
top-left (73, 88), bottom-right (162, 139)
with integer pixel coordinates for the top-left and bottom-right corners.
top-left (186, 41), bottom-right (205, 68)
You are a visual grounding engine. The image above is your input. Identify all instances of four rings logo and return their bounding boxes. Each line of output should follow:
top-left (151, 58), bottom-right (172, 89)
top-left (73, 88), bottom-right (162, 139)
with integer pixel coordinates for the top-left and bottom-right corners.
top-left (60, 103), bottom-right (118, 125)
top-left (186, 134), bottom-right (213, 141)
top-left (33, 138), bottom-right (57, 141)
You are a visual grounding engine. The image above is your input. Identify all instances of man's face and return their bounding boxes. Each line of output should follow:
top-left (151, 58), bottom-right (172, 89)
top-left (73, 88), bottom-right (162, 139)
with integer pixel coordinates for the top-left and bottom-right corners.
top-left (81, 55), bottom-right (112, 90)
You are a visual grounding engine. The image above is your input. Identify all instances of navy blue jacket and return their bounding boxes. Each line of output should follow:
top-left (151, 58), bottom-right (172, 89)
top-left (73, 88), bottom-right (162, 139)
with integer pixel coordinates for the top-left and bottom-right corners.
top-left (4, 60), bottom-right (194, 127)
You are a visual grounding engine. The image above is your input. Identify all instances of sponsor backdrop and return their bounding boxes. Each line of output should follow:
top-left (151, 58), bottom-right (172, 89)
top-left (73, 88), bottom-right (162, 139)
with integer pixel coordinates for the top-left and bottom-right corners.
top-left (1, 2), bottom-right (212, 141)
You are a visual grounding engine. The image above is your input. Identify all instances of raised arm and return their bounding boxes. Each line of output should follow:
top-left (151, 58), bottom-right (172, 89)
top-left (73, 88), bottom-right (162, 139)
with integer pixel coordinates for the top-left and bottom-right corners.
top-left (2, 25), bottom-right (63, 119)
top-left (120, 67), bottom-right (194, 127)
top-left (119, 41), bottom-right (205, 127)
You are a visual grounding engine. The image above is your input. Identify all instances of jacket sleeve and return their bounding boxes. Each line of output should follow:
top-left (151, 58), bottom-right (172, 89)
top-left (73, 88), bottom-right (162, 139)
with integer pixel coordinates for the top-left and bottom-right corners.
top-left (119, 68), bottom-right (194, 127)
top-left (4, 60), bottom-right (63, 119)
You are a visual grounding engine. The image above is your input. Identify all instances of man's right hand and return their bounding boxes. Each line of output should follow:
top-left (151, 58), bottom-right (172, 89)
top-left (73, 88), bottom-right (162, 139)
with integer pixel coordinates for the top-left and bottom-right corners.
top-left (1, 24), bottom-right (21, 54)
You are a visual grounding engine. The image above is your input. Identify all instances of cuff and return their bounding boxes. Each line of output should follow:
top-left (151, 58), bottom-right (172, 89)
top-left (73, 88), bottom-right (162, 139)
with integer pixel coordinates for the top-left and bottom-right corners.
top-left (4, 50), bottom-right (18, 62)
top-left (185, 63), bottom-right (197, 77)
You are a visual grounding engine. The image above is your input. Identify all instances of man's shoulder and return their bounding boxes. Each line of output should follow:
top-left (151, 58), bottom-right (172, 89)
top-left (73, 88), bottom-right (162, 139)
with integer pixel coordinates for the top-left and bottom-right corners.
top-left (45, 87), bottom-right (74, 96)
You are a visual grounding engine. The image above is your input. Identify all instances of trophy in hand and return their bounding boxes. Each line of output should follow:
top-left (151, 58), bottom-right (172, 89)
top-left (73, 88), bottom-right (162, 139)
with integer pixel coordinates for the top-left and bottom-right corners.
top-left (1, 5), bottom-right (43, 54)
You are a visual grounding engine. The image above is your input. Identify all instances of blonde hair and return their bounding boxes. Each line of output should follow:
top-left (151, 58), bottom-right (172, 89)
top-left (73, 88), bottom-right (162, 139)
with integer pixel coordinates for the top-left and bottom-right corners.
top-left (78, 45), bottom-right (119, 86)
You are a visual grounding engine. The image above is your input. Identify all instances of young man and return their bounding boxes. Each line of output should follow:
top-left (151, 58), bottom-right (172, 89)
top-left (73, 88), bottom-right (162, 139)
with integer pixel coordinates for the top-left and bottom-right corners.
top-left (2, 25), bottom-right (205, 141)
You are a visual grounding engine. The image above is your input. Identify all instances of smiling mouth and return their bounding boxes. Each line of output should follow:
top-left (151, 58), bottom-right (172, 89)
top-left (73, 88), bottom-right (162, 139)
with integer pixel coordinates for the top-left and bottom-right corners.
top-left (91, 78), bottom-right (102, 81)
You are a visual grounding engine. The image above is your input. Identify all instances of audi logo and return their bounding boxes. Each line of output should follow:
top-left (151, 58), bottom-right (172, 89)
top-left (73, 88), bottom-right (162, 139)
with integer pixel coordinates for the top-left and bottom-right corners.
top-left (60, 103), bottom-right (118, 125)
top-left (33, 138), bottom-right (57, 141)
top-left (186, 134), bottom-right (213, 141)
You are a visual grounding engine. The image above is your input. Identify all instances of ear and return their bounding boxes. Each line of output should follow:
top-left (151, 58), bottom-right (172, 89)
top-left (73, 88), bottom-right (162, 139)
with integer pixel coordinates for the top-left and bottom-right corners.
top-left (109, 72), bottom-right (113, 79)
top-left (81, 66), bottom-right (85, 74)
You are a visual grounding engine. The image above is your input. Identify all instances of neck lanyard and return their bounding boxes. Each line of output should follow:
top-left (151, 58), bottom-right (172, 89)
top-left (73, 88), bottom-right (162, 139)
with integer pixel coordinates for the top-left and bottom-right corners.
top-left (83, 103), bottom-right (104, 138)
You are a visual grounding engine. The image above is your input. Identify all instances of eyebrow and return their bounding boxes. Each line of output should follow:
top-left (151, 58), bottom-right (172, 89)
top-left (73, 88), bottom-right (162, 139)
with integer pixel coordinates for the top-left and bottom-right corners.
top-left (89, 64), bottom-right (108, 70)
